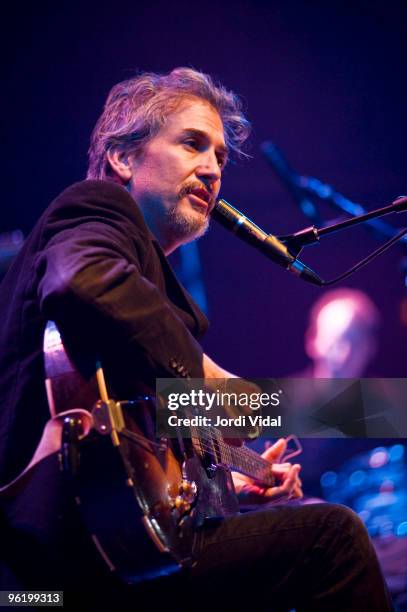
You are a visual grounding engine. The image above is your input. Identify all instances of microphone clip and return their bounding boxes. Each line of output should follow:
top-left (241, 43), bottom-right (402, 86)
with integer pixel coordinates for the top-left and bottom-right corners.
top-left (278, 225), bottom-right (320, 257)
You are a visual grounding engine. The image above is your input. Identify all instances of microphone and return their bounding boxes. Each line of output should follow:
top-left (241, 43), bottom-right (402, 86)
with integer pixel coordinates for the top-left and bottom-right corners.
top-left (211, 199), bottom-right (323, 287)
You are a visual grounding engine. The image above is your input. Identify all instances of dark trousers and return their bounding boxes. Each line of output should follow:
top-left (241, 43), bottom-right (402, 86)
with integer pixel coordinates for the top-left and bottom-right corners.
top-left (87, 502), bottom-right (393, 611)
top-left (188, 503), bottom-right (394, 612)
top-left (1, 457), bottom-right (393, 612)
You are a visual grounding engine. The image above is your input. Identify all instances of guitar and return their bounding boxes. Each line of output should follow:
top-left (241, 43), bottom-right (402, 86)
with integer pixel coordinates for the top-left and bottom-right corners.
top-left (43, 321), bottom-right (276, 584)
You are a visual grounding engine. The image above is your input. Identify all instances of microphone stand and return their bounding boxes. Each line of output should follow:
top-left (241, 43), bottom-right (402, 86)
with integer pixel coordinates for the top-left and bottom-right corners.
top-left (278, 196), bottom-right (407, 258)
top-left (297, 175), bottom-right (407, 245)
top-left (261, 141), bottom-right (407, 284)
top-left (277, 197), bottom-right (406, 286)
top-left (261, 141), bottom-right (407, 244)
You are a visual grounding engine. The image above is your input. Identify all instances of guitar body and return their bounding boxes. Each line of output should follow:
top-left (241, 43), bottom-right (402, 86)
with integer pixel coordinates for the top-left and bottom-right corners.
top-left (43, 322), bottom-right (239, 583)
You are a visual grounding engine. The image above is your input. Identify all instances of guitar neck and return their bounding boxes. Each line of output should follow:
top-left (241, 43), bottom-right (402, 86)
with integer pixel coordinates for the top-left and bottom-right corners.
top-left (220, 438), bottom-right (275, 487)
top-left (195, 426), bottom-right (275, 488)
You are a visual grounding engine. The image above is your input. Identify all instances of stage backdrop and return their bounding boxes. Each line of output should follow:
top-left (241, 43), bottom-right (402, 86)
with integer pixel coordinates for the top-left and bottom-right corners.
top-left (3, 0), bottom-right (406, 376)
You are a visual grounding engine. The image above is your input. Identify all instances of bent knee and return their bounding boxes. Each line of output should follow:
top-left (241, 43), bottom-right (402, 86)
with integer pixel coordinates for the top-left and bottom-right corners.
top-left (322, 503), bottom-right (372, 550)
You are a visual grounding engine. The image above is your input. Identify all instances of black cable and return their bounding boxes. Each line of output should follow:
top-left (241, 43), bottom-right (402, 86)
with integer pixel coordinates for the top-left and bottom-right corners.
top-left (321, 229), bottom-right (407, 286)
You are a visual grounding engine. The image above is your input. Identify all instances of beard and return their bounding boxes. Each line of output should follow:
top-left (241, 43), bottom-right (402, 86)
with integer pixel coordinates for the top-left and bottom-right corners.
top-left (164, 181), bottom-right (212, 245)
top-left (165, 202), bottom-right (209, 245)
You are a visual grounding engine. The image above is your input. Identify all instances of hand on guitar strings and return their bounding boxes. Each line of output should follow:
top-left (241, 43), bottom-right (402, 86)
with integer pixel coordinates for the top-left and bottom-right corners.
top-left (232, 438), bottom-right (303, 506)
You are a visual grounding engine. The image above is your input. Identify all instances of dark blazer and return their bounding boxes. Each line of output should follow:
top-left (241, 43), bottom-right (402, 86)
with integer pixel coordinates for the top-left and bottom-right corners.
top-left (0, 179), bottom-right (208, 486)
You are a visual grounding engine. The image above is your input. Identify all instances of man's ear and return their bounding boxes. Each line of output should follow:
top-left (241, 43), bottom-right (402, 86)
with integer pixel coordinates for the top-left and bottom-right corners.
top-left (106, 149), bottom-right (132, 182)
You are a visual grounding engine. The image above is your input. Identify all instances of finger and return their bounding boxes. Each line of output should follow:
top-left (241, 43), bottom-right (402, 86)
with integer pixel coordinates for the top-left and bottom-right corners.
top-left (291, 471), bottom-right (304, 498)
top-left (290, 479), bottom-right (304, 498)
top-left (250, 475), bottom-right (303, 505)
top-left (235, 464), bottom-right (302, 505)
top-left (272, 463), bottom-right (302, 481)
top-left (272, 462), bottom-right (292, 469)
top-left (237, 483), bottom-right (272, 505)
top-left (236, 478), bottom-right (297, 505)
top-left (284, 466), bottom-right (302, 495)
top-left (264, 465), bottom-right (300, 500)
top-left (271, 462), bottom-right (295, 476)
top-left (261, 438), bottom-right (287, 462)
top-left (293, 485), bottom-right (304, 499)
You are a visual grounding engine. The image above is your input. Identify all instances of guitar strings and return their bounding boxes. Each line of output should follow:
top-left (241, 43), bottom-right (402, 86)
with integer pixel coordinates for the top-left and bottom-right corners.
top-left (115, 421), bottom-right (275, 486)
top-left (118, 426), bottom-right (275, 485)
top-left (189, 425), bottom-right (275, 485)
top-left (118, 423), bottom-right (263, 470)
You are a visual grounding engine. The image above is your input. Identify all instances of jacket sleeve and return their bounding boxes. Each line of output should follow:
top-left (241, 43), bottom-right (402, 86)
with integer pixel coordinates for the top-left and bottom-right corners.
top-left (35, 204), bottom-right (205, 393)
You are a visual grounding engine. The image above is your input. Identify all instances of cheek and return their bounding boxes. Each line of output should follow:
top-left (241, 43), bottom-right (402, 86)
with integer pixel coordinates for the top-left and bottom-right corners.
top-left (131, 160), bottom-right (167, 195)
top-left (132, 147), bottom-right (192, 198)
top-left (149, 146), bottom-right (192, 179)
top-left (155, 159), bottom-right (183, 190)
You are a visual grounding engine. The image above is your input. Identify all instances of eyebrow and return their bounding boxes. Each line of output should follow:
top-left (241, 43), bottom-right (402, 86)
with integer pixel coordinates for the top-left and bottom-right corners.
top-left (181, 128), bottom-right (229, 158)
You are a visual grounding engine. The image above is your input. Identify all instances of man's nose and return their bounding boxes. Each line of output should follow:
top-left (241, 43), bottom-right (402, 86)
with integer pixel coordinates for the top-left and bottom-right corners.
top-left (196, 150), bottom-right (221, 184)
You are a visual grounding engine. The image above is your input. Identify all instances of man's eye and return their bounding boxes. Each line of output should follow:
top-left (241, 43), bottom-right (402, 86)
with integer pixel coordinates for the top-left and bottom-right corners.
top-left (184, 139), bottom-right (199, 149)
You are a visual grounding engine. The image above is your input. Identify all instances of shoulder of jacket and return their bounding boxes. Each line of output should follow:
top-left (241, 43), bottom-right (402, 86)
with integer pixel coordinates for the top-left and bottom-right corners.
top-left (48, 179), bottom-right (149, 233)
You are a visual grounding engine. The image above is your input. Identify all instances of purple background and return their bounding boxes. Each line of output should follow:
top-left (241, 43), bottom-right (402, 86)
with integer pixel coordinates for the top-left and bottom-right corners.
top-left (3, 0), bottom-right (406, 376)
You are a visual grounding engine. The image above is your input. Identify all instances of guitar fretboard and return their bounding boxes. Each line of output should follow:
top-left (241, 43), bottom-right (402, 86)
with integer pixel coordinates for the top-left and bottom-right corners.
top-left (192, 425), bottom-right (275, 487)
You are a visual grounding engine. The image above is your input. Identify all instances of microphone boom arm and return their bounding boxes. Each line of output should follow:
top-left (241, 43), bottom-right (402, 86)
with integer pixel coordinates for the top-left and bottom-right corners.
top-left (278, 196), bottom-right (407, 257)
top-left (212, 196), bottom-right (407, 288)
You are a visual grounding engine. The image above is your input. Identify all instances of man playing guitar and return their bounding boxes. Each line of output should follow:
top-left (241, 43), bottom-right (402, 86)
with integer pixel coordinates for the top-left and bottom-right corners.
top-left (0, 67), bottom-right (393, 611)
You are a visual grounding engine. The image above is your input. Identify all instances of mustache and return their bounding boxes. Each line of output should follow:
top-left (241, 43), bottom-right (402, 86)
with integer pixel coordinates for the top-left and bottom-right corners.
top-left (178, 182), bottom-right (212, 202)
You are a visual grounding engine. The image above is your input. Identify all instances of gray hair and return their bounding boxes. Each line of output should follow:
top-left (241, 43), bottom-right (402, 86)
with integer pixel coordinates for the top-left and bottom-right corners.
top-left (87, 67), bottom-right (251, 180)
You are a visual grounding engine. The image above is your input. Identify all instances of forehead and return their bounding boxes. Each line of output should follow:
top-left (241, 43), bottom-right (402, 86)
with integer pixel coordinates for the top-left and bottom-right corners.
top-left (316, 299), bottom-right (357, 338)
top-left (160, 99), bottom-right (226, 147)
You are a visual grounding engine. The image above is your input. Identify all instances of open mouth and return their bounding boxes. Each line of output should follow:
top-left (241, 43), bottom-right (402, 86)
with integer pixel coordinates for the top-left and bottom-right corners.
top-left (187, 187), bottom-right (211, 212)
top-left (188, 193), bottom-right (209, 210)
